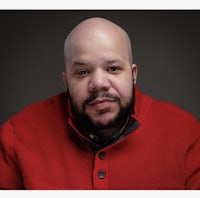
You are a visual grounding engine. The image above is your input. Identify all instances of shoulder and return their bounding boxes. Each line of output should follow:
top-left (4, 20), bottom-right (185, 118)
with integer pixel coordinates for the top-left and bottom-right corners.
top-left (0, 92), bottom-right (69, 143)
top-left (136, 88), bottom-right (200, 140)
top-left (151, 97), bottom-right (199, 125)
top-left (9, 92), bottom-right (68, 126)
top-left (135, 87), bottom-right (199, 126)
top-left (149, 95), bottom-right (200, 141)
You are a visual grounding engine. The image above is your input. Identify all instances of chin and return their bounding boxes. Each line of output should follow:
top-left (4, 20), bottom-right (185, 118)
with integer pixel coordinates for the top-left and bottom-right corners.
top-left (90, 113), bottom-right (119, 128)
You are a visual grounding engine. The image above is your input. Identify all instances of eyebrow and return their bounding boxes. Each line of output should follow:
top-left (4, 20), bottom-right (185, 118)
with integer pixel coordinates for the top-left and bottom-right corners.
top-left (72, 61), bottom-right (88, 67)
top-left (71, 59), bottom-right (124, 67)
top-left (105, 59), bottom-right (124, 65)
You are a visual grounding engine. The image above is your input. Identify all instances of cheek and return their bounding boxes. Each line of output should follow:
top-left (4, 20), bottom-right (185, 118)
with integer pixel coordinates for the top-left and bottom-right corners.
top-left (115, 77), bottom-right (133, 96)
top-left (68, 82), bottom-right (88, 106)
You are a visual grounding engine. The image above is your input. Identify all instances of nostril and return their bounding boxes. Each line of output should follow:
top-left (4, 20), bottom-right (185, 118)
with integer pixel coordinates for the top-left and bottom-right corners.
top-left (102, 86), bottom-right (109, 92)
top-left (89, 86), bottom-right (97, 93)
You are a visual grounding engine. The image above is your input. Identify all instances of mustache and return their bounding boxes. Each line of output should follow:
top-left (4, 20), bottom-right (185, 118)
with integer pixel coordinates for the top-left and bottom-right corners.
top-left (83, 92), bottom-right (120, 106)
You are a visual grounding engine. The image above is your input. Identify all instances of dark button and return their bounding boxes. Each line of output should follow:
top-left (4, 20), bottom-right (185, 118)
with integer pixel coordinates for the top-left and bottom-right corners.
top-left (98, 151), bottom-right (106, 160)
top-left (98, 169), bottom-right (106, 179)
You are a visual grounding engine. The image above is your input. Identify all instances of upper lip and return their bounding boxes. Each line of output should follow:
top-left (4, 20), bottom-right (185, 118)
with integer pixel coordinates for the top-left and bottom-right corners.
top-left (89, 98), bottom-right (115, 105)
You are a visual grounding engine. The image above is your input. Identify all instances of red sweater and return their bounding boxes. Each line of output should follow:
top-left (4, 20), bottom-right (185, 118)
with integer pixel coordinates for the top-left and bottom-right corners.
top-left (0, 87), bottom-right (200, 190)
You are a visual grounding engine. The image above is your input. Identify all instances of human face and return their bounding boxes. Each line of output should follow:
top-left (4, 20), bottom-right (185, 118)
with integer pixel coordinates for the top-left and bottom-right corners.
top-left (63, 30), bottom-right (137, 129)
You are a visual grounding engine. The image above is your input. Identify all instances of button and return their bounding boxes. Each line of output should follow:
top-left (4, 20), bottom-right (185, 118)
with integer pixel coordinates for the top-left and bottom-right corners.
top-left (89, 134), bottom-right (95, 139)
top-left (98, 170), bottom-right (106, 179)
top-left (98, 151), bottom-right (106, 160)
top-left (89, 134), bottom-right (99, 142)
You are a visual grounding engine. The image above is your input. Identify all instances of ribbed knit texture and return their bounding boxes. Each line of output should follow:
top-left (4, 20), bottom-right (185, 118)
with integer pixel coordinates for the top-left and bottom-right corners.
top-left (0, 87), bottom-right (200, 189)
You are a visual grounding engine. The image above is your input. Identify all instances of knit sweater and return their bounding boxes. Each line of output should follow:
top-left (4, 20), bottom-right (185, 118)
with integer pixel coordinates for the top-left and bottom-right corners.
top-left (0, 87), bottom-right (200, 190)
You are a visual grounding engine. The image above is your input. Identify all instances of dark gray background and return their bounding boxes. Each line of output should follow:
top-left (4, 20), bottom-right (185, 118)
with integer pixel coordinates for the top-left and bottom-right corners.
top-left (1, 10), bottom-right (200, 125)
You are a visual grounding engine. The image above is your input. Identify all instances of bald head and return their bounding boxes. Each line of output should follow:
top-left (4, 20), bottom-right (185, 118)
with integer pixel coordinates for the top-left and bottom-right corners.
top-left (64, 17), bottom-right (133, 66)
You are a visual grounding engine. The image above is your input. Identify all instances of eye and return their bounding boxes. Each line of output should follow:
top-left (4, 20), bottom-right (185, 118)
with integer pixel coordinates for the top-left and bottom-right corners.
top-left (75, 70), bottom-right (89, 77)
top-left (107, 66), bottom-right (121, 73)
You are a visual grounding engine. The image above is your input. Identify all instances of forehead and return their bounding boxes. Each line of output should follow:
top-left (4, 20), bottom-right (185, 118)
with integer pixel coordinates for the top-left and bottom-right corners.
top-left (67, 32), bottom-right (129, 63)
top-left (68, 46), bottom-right (130, 71)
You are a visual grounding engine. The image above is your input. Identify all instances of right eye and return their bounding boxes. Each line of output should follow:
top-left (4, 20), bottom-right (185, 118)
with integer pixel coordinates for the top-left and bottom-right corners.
top-left (75, 70), bottom-right (89, 77)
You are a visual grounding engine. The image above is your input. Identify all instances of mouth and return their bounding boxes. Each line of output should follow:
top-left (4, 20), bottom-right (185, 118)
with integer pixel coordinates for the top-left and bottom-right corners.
top-left (88, 98), bottom-right (116, 110)
top-left (89, 98), bottom-right (116, 105)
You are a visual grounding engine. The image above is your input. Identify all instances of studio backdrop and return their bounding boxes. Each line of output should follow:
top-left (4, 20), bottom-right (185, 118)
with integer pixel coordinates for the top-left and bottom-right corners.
top-left (1, 10), bottom-right (200, 125)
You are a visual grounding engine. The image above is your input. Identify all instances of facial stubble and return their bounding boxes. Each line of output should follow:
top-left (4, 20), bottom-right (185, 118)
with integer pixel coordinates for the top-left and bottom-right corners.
top-left (68, 86), bottom-right (135, 131)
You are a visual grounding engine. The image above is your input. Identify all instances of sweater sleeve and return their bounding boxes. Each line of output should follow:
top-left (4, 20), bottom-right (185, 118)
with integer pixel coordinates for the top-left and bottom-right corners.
top-left (185, 121), bottom-right (200, 189)
top-left (0, 120), bottom-right (24, 189)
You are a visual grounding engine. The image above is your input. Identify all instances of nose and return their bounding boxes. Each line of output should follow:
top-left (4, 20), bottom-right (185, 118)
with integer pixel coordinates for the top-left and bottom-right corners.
top-left (88, 70), bottom-right (110, 93)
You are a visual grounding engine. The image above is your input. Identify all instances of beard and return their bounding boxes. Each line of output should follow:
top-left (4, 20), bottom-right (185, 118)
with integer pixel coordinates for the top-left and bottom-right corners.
top-left (68, 87), bottom-right (135, 131)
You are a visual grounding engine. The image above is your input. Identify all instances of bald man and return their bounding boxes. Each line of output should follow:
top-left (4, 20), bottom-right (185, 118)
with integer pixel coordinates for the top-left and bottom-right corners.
top-left (0, 17), bottom-right (200, 190)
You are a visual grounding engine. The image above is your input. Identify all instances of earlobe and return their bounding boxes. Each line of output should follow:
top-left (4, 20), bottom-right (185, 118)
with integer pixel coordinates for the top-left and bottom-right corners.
top-left (132, 64), bottom-right (137, 85)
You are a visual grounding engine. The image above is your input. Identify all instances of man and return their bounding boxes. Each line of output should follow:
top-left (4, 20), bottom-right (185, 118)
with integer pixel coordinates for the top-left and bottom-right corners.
top-left (0, 17), bottom-right (200, 190)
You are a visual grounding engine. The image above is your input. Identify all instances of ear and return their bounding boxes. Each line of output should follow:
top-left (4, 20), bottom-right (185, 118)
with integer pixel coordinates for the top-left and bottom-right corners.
top-left (131, 64), bottom-right (137, 85)
top-left (62, 72), bottom-right (68, 91)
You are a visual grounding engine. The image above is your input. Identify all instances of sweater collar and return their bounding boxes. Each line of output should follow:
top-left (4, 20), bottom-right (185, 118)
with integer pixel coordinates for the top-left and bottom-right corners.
top-left (132, 86), bottom-right (153, 125)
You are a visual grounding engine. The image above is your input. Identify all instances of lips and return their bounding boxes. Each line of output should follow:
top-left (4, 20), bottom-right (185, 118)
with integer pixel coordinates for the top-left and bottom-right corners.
top-left (88, 98), bottom-right (115, 106)
top-left (87, 98), bottom-right (116, 111)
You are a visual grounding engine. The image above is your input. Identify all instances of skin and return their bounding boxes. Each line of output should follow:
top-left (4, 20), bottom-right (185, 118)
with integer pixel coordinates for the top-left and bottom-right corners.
top-left (62, 17), bottom-right (137, 140)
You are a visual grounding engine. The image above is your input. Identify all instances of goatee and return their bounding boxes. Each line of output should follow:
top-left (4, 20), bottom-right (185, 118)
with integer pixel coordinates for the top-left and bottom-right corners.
top-left (68, 87), bottom-right (135, 131)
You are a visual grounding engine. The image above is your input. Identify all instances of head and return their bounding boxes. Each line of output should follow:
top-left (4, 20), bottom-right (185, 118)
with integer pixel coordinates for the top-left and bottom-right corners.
top-left (62, 17), bottom-right (137, 134)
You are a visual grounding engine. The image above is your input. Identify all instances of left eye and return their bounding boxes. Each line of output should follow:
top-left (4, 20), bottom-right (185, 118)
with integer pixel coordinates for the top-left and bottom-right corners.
top-left (108, 66), bottom-right (120, 73)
